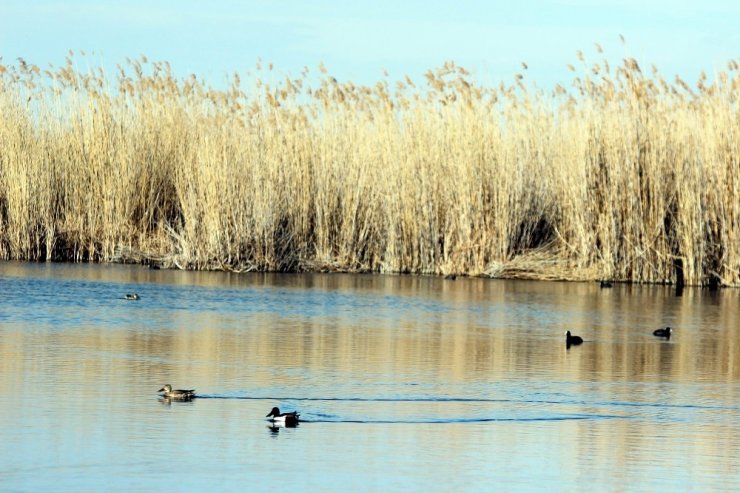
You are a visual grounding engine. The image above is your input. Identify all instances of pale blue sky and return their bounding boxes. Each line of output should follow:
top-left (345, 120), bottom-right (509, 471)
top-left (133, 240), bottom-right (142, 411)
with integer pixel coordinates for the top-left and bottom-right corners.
top-left (1, 1), bottom-right (738, 88)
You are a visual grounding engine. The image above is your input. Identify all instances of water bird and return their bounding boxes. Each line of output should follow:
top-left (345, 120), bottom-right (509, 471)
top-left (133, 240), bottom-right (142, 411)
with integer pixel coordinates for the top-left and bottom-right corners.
top-left (266, 407), bottom-right (300, 427)
top-left (124, 293), bottom-right (140, 300)
top-left (158, 384), bottom-right (196, 400)
top-left (565, 330), bottom-right (584, 348)
top-left (600, 280), bottom-right (613, 288)
top-left (444, 274), bottom-right (457, 280)
top-left (653, 327), bottom-right (672, 339)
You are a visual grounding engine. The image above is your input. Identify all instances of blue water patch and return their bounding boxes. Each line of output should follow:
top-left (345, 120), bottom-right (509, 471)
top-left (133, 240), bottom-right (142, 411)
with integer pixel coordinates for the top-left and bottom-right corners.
top-left (2, 263), bottom-right (739, 493)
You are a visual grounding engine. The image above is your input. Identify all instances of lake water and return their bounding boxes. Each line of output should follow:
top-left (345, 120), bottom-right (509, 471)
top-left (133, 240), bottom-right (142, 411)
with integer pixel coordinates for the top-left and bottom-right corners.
top-left (0, 262), bottom-right (738, 492)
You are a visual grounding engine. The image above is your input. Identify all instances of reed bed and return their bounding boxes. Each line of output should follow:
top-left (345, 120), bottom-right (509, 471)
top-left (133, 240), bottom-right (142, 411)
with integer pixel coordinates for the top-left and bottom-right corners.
top-left (0, 51), bottom-right (738, 285)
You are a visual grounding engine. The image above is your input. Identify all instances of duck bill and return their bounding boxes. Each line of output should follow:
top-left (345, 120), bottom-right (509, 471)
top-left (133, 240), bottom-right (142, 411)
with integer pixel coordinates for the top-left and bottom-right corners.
top-left (158, 387), bottom-right (166, 392)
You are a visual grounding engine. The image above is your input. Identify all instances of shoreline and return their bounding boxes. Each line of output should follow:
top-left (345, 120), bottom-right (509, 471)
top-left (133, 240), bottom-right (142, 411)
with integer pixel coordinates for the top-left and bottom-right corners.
top-left (1, 257), bottom-right (732, 288)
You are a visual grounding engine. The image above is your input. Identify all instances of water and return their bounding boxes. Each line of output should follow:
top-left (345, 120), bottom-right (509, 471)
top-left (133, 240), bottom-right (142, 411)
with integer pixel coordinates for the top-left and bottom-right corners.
top-left (0, 262), bottom-right (738, 492)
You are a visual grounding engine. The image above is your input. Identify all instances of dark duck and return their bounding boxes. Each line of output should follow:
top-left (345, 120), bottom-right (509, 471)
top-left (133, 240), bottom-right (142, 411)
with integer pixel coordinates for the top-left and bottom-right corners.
top-left (565, 330), bottom-right (584, 348)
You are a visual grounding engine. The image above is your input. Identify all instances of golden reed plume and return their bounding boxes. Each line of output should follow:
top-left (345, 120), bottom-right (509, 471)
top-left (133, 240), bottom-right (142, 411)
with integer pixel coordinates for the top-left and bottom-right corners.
top-left (0, 51), bottom-right (738, 286)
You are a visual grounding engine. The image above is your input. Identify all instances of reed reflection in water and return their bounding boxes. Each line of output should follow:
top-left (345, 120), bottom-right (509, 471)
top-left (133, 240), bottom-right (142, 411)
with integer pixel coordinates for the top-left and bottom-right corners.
top-left (0, 262), bottom-right (738, 492)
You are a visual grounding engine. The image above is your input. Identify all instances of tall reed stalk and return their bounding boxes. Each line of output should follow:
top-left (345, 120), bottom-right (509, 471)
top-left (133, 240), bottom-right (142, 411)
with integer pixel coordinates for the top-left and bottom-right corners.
top-left (0, 52), bottom-right (738, 286)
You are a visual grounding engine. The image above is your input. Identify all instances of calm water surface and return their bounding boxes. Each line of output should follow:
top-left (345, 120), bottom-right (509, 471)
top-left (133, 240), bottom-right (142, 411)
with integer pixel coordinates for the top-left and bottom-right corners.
top-left (0, 262), bottom-right (738, 492)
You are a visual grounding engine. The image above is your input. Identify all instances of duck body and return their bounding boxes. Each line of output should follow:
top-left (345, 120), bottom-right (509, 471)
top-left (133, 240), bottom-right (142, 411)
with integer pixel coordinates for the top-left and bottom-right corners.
top-left (565, 330), bottom-right (583, 348)
top-left (653, 327), bottom-right (672, 339)
top-left (158, 384), bottom-right (196, 400)
top-left (266, 407), bottom-right (300, 426)
top-left (600, 280), bottom-right (613, 288)
top-left (124, 293), bottom-right (140, 300)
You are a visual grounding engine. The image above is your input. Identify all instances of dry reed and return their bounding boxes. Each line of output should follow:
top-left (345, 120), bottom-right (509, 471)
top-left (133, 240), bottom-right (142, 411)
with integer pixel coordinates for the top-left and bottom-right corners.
top-left (0, 51), bottom-right (738, 286)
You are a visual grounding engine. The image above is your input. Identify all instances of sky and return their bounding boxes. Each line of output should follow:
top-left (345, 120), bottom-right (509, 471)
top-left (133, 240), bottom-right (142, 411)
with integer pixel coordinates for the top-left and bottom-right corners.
top-left (1, 0), bottom-right (739, 89)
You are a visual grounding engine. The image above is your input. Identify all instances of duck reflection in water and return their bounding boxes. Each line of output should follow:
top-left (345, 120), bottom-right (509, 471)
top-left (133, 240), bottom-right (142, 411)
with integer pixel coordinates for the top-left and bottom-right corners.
top-left (267, 421), bottom-right (299, 435)
top-left (159, 395), bottom-right (197, 406)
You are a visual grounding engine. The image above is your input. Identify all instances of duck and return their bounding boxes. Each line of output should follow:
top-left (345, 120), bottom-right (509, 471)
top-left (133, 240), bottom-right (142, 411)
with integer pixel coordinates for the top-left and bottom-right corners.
top-left (653, 327), bottom-right (672, 339)
top-left (565, 330), bottom-right (584, 348)
top-left (266, 407), bottom-right (300, 427)
top-left (600, 280), bottom-right (613, 288)
top-left (124, 293), bottom-right (140, 300)
top-left (158, 384), bottom-right (196, 400)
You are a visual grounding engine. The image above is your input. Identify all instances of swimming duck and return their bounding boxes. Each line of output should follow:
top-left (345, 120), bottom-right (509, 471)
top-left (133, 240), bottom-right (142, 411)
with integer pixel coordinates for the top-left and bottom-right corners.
top-left (266, 407), bottom-right (300, 426)
top-left (565, 330), bottom-right (584, 348)
top-left (600, 280), bottom-right (613, 288)
top-left (158, 384), bottom-right (196, 400)
top-left (124, 293), bottom-right (140, 300)
top-left (653, 327), bottom-right (672, 339)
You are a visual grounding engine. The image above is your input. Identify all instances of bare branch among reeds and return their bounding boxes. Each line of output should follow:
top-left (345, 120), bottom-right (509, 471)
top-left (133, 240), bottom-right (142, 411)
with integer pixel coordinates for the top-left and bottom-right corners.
top-left (0, 51), bottom-right (738, 286)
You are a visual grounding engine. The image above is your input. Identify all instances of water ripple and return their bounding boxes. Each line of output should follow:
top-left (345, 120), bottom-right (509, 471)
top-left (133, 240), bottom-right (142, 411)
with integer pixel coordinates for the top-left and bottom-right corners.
top-left (198, 394), bottom-right (739, 411)
top-left (299, 414), bottom-right (629, 424)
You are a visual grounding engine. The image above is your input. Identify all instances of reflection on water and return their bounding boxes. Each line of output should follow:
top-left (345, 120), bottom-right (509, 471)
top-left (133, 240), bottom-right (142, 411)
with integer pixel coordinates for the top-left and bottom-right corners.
top-left (0, 261), bottom-right (738, 492)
